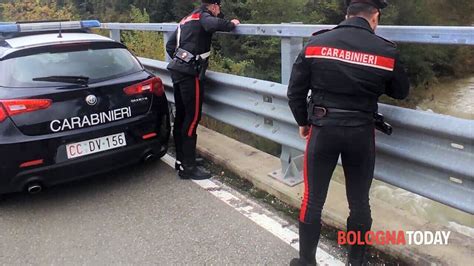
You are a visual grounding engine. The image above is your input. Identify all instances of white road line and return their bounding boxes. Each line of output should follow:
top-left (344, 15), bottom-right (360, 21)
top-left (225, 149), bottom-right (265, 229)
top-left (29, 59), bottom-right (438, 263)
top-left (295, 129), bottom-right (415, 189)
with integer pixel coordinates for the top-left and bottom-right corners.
top-left (161, 155), bottom-right (344, 266)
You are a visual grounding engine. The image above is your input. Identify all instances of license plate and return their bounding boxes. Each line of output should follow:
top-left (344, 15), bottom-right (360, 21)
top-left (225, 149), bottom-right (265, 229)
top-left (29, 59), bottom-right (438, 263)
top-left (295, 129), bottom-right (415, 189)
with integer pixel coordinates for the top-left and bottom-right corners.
top-left (66, 133), bottom-right (127, 159)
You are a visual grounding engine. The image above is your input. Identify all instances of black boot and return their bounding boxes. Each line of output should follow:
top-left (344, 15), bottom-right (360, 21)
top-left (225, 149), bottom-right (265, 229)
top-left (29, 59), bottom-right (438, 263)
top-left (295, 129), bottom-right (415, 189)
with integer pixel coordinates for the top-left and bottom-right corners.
top-left (289, 222), bottom-right (321, 266)
top-left (173, 131), bottom-right (184, 169)
top-left (347, 218), bottom-right (372, 266)
top-left (175, 157), bottom-right (205, 171)
top-left (289, 258), bottom-right (317, 266)
top-left (178, 165), bottom-right (211, 180)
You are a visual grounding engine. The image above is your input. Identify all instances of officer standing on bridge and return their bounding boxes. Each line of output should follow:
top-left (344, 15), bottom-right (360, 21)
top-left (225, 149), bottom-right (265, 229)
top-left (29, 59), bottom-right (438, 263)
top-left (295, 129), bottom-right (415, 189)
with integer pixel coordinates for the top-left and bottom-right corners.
top-left (287, 0), bottom-right (409, 265)
top-left (166, 0), bottom-right (240, 180)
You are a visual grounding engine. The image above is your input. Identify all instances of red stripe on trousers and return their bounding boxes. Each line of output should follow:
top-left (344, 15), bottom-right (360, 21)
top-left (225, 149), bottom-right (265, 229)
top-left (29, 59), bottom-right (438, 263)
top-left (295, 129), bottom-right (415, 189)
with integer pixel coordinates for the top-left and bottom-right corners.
top-left (299, 126), bottom-right (313, 222)
top-left (187, 77), bottom-right (200, 137)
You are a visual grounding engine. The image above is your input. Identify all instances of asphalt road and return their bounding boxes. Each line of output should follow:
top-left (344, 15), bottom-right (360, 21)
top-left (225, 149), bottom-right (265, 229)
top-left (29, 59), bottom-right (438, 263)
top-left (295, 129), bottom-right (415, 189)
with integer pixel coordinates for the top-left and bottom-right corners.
top-left (0, 161), bottom-right (298, 265)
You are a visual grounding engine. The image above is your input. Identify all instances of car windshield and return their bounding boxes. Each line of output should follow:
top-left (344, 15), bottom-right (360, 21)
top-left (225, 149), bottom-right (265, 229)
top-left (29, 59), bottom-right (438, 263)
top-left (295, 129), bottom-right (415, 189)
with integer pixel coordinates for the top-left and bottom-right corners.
top-left (0, 42), bottom-right (143, 87)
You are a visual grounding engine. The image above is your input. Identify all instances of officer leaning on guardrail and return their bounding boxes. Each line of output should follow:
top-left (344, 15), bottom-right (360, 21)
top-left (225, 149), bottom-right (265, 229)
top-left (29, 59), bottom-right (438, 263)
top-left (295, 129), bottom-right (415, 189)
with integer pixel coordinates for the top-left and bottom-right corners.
top-left (166, 0), bottom-right (240, 180)
top-left (287, 0), bottom-right (409, 265)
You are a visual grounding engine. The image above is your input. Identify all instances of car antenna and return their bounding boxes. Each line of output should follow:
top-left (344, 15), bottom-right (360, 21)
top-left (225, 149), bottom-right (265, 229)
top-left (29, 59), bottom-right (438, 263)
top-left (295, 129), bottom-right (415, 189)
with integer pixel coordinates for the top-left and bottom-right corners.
top-left (58, 22), bottom-right (63, 38)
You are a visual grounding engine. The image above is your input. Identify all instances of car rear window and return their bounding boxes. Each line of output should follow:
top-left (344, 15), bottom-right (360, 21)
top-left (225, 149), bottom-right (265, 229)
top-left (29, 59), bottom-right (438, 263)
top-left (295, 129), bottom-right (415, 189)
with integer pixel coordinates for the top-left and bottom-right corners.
top-left (0, 42), bottom-right (143, 87)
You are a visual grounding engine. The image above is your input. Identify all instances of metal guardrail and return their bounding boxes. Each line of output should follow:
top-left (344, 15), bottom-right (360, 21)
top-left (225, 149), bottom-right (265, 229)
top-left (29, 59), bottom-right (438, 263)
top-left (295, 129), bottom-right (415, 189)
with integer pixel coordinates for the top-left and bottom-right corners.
top-left (101, 23), bottom-right (474, 45)
top-left (140, 58), bottom-right (474, 215)
top-left (101, 23), bottom-right (474, 214)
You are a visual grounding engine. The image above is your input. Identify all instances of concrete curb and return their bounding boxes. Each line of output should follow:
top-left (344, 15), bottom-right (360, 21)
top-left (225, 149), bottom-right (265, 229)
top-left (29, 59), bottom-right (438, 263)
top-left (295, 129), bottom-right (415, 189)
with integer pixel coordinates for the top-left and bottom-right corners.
top-left (196, 126), bottom-right (472, 265)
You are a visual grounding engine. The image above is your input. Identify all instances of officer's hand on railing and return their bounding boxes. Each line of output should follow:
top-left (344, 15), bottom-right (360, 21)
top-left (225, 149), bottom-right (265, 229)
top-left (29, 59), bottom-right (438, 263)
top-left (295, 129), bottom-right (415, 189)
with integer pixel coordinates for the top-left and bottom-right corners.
top-left (299, 126), bottom-right (311, 139)
top-left (231, 19), bottom-right (241, 26)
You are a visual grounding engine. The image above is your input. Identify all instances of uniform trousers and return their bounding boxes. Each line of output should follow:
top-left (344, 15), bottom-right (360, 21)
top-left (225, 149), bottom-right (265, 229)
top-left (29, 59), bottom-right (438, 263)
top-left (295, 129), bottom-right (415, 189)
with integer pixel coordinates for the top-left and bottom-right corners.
top-left (173, 76), bottom-right (204, 167)
top-left (300, 124), bottom-right (375, 229)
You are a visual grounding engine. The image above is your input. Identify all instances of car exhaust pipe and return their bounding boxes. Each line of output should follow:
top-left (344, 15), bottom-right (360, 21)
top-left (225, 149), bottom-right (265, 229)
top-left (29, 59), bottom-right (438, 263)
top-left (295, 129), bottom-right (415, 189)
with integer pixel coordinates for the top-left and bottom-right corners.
top-left (144, 152), bottom-right (155, 162)
top-left (27, 183), bottom-right (42, 194)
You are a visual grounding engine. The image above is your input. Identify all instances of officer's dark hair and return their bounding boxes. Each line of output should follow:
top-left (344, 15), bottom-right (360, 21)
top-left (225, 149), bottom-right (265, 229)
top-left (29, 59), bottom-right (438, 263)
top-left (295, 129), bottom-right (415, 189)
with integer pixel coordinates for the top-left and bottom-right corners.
top-left (202, 0), bottom-right (221, 5)
top-left (347, 3), bottom-right (378, 18)
top-left (201, 2), bottom-right (218, 8)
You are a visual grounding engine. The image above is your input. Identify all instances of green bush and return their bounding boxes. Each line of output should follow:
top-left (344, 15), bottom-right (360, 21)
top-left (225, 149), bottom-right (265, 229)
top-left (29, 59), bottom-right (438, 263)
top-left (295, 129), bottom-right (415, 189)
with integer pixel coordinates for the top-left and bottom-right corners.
top-left (121, 6), bottom-right (165, 61)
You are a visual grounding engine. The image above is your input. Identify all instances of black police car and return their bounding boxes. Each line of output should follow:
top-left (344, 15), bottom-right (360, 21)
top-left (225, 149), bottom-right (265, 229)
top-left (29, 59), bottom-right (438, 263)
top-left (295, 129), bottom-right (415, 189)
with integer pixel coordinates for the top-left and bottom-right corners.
top-left (0, 20), bottom-right (170, 195)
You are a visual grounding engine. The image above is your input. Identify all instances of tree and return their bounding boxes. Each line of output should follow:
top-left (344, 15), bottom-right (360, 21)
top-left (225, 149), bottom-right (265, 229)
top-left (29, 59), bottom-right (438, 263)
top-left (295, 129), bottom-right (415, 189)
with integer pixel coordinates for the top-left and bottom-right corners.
top-left (121, 5), bottom-right (164, 60)
top-left (1, 0), bottom-right (77, 21)
top-left (172, 0), bottom-right (198, 20)
top-left (1, 0), bottom-right (472, 86)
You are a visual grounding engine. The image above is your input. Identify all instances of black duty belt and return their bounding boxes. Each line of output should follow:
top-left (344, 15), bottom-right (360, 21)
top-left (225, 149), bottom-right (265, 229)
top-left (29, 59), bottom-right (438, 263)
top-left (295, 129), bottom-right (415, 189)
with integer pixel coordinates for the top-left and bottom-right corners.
top-left (174, 48), bottom-right (210, 64)
top-left (312, 106), bottom-right (366, 118)
top-left (312, 107), bottom-right (393, 135)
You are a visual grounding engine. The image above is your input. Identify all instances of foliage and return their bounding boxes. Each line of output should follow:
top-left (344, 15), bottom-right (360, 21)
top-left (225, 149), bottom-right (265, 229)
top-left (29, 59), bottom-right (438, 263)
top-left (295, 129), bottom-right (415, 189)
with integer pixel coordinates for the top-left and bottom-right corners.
top-left (209, 49), bottom-right (253, 76)
top-left (1, 0), bottom-right (473, 85)
top-left (380, 0), bottom-right (474, 87)
top-left (121, 6), bottom-right (164, 60)
top-left (302, 0), bottom-right (346, 24)
top-left (1, 0), bottom-right (77, 21)
top-left (219, 0), bottom-right (474, 84)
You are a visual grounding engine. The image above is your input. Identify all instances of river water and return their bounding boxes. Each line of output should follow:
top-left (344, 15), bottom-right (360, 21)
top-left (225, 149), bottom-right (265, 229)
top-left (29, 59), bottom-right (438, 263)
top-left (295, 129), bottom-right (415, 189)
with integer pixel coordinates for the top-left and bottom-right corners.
top-left (416, 76), bottom-right (474, 120)
top-left (339, 76), bottom-right (474, 238)
top-left (333, 177), bottom-right (474, 238)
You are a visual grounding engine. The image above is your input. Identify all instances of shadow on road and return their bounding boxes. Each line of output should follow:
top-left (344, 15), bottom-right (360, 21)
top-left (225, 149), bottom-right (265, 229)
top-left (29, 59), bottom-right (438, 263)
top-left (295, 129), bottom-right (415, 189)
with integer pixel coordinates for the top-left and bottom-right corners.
top-left (0, 160), bottom-right (166, 210)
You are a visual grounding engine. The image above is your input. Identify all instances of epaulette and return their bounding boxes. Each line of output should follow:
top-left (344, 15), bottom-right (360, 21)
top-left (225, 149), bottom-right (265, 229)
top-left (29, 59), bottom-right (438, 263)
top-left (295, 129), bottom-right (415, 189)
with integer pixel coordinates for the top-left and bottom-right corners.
top-left (377, 35), bottom-right (397, 48)
top-left (312, 29), bottom-right (332, 36)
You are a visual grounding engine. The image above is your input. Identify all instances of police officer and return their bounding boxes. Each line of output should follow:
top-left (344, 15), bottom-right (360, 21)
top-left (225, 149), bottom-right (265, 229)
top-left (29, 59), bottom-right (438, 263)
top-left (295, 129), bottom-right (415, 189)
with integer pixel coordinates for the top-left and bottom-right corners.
top-left (166, 0), bottom-right (240, 180)
top-left (287, 0), bottom-right (409, 265)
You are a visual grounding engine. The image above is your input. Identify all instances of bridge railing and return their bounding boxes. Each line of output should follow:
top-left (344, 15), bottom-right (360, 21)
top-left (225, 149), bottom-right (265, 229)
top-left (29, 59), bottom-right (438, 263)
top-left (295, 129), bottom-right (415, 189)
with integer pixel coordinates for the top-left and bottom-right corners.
top-left (100, 23), bottom-right (474, 214)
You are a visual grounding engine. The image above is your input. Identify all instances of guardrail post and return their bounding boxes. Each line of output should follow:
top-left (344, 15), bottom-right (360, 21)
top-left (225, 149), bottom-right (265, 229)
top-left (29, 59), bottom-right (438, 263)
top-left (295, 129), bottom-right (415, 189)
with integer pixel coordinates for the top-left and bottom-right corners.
top-left (269, 146), bottom-right (305, 187)
top-left (163, 32), bottom-right (173, 62)
top-left (162, 31), bottom-right (176, 124)
top-left (281, 23), bottom-right (304, 85)
top-left (269, 23), bottom-right (305, 187)
top-left (110, 29), bottom-right (121, 42)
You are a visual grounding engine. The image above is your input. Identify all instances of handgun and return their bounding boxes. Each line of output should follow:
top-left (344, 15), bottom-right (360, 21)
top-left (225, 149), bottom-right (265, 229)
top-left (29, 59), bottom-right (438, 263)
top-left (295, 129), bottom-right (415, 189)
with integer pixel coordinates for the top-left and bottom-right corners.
top-left (374, 113), bottom-right (393, 135)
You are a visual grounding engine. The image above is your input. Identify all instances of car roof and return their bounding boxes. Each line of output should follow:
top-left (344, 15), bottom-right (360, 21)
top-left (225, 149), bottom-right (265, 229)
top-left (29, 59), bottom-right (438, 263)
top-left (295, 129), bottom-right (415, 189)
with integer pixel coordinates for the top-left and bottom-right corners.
top-left (4, 32), bottom-right (113, 49)
top-left (0, 32), bottom-right (117, 59)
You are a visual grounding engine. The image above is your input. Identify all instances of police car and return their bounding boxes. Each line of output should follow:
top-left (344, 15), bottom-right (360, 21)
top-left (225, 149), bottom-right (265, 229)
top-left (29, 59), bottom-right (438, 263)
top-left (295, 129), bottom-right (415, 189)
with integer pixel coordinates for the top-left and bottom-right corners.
top-left (0, 20), bottom-right (170, 195)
